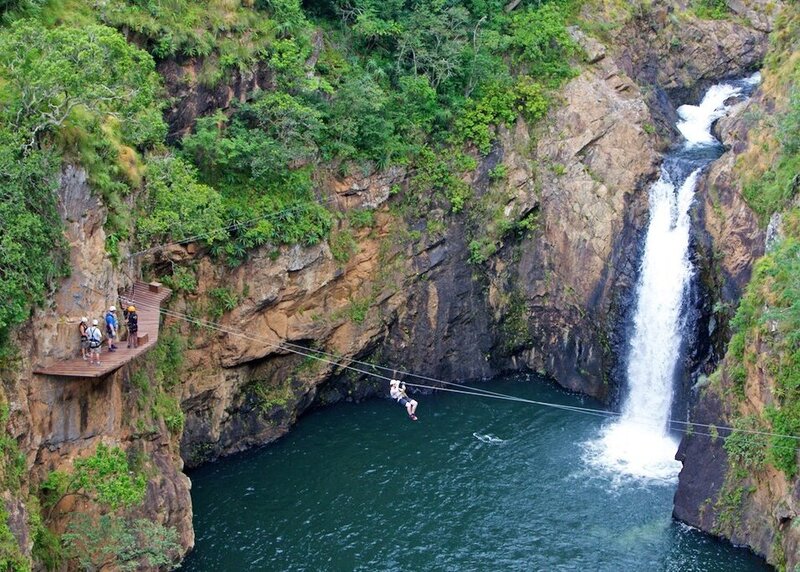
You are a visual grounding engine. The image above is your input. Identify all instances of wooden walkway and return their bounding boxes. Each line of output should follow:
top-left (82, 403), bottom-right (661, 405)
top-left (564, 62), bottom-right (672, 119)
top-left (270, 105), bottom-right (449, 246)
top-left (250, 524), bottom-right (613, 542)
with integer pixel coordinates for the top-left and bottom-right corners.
top-left (34, 282), bottom-right (171, 379)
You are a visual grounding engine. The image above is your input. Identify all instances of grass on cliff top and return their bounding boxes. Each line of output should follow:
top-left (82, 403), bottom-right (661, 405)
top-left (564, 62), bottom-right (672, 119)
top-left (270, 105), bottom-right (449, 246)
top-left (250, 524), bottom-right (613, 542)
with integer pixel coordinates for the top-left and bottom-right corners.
top-left (719, 5), bottom-right (800, 476)
top-left (0, 0), bottom-right (585, 345)
top-left (99, 0), bottom-right (301, 87)
top-left (736, 4), bottom-right (800, 224)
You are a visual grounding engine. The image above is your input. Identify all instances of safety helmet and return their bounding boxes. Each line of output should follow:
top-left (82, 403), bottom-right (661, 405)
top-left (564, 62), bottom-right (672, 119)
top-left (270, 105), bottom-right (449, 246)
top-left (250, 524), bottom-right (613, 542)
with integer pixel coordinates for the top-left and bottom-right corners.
top-left (80, 317), bottom-right (88, 323)
top-left (92, 319), bottom-right (98, 325)
top-left (109, 306), bottom-right (116, 312)
top-left (390, 379), bottom-right (400, 387)
top-left (128, 306), bottom-right (135, 312)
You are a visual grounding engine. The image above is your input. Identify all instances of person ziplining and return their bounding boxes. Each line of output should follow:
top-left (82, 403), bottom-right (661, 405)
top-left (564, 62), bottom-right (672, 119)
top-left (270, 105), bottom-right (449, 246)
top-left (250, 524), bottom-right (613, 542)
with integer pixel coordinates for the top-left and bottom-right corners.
top-left (85, 293), bottom-right (800, 448)
top-left (390, 379), bottom-right (418, 421)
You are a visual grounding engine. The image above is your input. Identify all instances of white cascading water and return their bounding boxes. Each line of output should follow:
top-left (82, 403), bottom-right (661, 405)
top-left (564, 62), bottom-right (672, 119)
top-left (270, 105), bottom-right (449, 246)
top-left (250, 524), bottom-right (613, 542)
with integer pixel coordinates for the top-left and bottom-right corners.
top-left (584, 73), bottom-right (760, 483)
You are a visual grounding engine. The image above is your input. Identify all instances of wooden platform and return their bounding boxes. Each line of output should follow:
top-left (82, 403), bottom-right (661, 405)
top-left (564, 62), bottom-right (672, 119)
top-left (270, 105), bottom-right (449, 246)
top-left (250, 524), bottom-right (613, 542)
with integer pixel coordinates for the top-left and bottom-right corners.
top-left (34, 282), bottom-right (172, 379)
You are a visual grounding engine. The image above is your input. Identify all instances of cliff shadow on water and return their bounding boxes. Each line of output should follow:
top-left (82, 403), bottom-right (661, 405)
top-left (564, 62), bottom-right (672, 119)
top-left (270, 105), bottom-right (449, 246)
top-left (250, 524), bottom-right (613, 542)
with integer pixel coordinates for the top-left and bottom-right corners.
top-left (184, 374), bottom-right (770, 572)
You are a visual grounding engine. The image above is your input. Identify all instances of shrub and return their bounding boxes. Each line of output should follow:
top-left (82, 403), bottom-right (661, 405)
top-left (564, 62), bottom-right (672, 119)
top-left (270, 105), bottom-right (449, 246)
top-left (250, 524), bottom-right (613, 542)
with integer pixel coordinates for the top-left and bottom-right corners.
top-left (724, 415), bottom-right (768, 470)
top-left (41, 444), bottom-right (146, 513)
top-left (455, 81), bottom-right (518, 153)
top-left (469, 237), bottom-right (497, 265)
top-left (455, 77), bottom-right (549, 153)
top-left (153, 394), bottom-right (184, 435)
top-left (329, 228), bottom-right (357, 263)
top-left (208, 288), bottom-right (239, 320)
top-left (508, 3), bottom-right (578, 82)
top-left (137, 155), bottom-right (226, 248)
top-left (0, 140), bottom-right (66, 337)
top-left (693, 0), bottom-right (730, 19)
top-left (348, 209), bottom-right (376, 229)
top-left (62, 514), bottom-right (179, 572)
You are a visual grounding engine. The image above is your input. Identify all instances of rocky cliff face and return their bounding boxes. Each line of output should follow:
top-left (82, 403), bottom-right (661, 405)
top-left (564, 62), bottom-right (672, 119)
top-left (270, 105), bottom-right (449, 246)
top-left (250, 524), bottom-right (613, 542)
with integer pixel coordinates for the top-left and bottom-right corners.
top-left (610, 1), bottom-right (769, 139)
top-left (157, 58), bottom-right (273, 144)
top-left (160, 33), bottom-right (664, 468)
top-left (671, 4), bottom-right (800, 569)
top-left (490, 48), bottom-right (657, 398)
top-left (3, 166), bottom-right (194, 564)
top-left (160, 1), bottom-right (772, 467)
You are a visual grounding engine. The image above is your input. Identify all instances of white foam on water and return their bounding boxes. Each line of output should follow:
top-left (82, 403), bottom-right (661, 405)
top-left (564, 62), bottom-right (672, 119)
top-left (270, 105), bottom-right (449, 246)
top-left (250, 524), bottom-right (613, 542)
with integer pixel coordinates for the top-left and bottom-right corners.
top-left (473, 433), bottom-right (505, 444)
top-left (585, 422), bottom-right (681, 485)
top-left (676, 83), bottom-right (743, 146)
top-left (743, 71), bottom-right (762, 86)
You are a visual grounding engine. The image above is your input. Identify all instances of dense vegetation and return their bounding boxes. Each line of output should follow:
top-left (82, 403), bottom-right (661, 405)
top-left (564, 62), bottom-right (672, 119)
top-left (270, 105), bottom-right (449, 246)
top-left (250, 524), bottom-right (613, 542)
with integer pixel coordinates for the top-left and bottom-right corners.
top-left (0, 0), bottom-right (582, 347)
top-left (0, 17), bottom-right (164, 347)
top-left (0, 1), bottom-right (584, 567)
top-left (39, 444), bottom-right (180, 570)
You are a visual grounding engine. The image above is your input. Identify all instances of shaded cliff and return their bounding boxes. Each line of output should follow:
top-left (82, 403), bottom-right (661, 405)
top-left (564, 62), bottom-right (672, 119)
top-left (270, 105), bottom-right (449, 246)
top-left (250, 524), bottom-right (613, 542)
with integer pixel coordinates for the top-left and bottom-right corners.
top-left (158, 36), bottom-right (663, 467)
top-left (157, 1), bottom-right (775, 469)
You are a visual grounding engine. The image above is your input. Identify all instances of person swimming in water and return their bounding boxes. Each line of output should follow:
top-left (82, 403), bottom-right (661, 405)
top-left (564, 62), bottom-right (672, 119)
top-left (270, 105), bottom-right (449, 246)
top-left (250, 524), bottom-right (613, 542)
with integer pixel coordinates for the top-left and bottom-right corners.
top-left (389, 379), bottom-right (418, 421)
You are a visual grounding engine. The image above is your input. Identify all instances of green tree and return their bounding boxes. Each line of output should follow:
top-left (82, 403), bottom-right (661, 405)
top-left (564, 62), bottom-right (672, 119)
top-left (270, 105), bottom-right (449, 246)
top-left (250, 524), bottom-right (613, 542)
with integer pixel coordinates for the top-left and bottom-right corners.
top-left (62, 514), bottom-right (179, 572)
top-left (508, 3), bottom-right (578, 82)
top-left (0, 20), bottom-right (162, 150)
top-left (0, 20), bottom-right (165, 342)
top-left (0, 136), bottom-right (65, 334)
top-left (41, 444), bottom-right (146, 516)
top-left (321, 67), bottom-right (399, 164)
top-left (395, 1), bottom-right (471, 89)
top-left (137, 155), bottom-right (226, 248)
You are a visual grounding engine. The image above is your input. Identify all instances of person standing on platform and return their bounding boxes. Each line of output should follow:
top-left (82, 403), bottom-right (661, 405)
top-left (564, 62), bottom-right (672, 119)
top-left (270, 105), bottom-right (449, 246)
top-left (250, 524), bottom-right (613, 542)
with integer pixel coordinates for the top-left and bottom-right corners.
top-left (125, 306), bottom-right (139, 349)
top-left (78, 317), bottom-right (89, 360)
top-left (86, 319), bottom-right (103, 365)
top-left (105, 306), bottom-right (118, 352)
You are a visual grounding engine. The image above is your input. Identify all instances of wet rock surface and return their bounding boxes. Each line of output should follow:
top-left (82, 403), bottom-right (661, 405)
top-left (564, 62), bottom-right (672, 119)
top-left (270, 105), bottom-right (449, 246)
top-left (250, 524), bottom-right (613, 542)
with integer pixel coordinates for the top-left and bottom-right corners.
top-left (673, 391), bottom-right (729, 531)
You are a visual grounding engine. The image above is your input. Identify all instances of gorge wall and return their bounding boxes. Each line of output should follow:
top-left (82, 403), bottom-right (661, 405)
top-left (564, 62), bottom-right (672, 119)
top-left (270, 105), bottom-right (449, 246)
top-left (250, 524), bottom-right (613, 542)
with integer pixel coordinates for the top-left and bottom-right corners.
top-left (168, 21), bottom-right (666, 468)
top-left (0, 0), bottom-right (785, 568)
top-left (673, 4), bottom-right (800, 569)
top-left (165, 2), bottom-right (772, 469)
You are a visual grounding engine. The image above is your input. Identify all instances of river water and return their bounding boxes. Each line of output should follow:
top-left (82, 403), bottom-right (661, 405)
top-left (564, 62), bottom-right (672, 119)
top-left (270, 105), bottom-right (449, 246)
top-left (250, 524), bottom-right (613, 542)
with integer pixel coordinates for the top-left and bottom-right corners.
top-left (184, 376), bottom-right (768, 571)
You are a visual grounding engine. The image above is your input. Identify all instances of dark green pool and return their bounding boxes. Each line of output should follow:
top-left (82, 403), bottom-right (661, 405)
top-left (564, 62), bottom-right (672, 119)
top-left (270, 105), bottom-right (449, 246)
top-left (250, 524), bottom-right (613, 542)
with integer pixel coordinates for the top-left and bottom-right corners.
top-left (183, 375), bottom-right (769, 571)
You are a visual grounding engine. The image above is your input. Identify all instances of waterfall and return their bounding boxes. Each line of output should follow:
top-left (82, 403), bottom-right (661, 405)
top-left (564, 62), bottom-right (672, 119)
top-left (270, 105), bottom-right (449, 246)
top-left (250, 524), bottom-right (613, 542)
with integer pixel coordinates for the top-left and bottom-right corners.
top-left (584, 73), bottom-right (761, 483)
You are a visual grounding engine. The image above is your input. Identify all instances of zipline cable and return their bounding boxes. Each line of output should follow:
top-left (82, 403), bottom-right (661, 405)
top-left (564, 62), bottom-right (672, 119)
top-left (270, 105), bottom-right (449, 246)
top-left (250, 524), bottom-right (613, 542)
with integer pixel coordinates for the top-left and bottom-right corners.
top-left (136, 298), bottom-right (800, 444)
top-left (107, 290), bottom-right (800, 448)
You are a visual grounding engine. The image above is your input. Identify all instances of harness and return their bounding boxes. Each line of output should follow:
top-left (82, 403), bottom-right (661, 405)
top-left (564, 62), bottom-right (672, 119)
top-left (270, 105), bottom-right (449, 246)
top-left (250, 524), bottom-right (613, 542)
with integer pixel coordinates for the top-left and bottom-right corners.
top-left (86, 326), bottom-right (101, 349)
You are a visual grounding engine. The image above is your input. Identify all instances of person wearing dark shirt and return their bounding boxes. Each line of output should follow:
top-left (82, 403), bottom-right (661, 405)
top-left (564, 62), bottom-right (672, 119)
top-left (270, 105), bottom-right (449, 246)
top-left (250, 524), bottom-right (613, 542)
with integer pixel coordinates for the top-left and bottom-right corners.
top-left (125, 306), bottom-right (139, 349)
